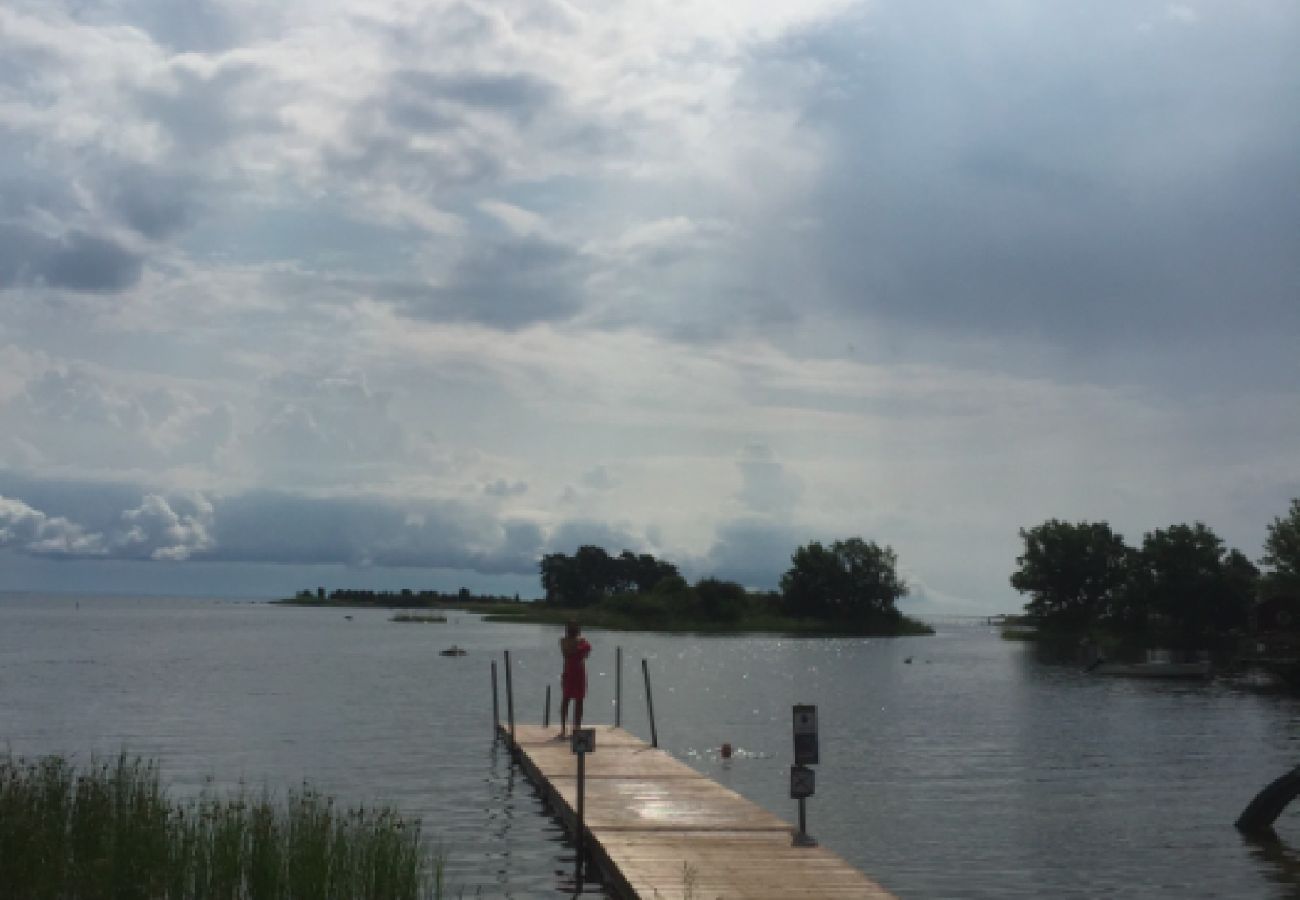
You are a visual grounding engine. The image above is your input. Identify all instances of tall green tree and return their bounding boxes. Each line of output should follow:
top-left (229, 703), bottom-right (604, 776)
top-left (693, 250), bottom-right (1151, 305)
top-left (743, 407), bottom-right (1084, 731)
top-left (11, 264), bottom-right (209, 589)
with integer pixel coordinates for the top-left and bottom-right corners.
top-left (1010, 520), bottom-right (1131, 632)
top-left (1262, 498), bottom-right (1300, 592)
top-left (1132, 522), bottom-right (1255, 648)
top-left (780, 538), bottom-right (907, 621)
top-left (619, 551), bottom-right (680, 593)
top-left (541, 547), bottom-right (683, 606)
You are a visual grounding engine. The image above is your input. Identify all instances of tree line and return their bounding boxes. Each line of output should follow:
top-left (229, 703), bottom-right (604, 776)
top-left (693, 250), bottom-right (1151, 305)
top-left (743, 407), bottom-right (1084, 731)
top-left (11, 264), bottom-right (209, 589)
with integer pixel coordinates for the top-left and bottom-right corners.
top-left (290, 587), bottom-right (522, 606)
top-left (540, 537), bottom-right (917, 630)
top-left (1010, 498), bottom-right (1300, 649)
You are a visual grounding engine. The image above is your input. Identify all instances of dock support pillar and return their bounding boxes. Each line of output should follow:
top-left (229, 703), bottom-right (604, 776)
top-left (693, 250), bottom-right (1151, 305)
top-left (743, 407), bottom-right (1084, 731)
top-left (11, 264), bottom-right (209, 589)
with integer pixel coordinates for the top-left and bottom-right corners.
top-left (615, 646), bottom-right (622, 728)
top-left (544, 684), bottom-right (551, 728)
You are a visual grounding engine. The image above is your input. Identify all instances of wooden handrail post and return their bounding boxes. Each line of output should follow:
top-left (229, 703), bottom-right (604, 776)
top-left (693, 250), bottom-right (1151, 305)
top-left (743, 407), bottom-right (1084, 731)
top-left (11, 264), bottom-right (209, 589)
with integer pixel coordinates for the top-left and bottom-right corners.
top-left (504, 650), bottom-right (516, 747)
top-left (642, 658), bottom-right (658, 748)
top-left (490, 661), bottom-right (500, 741)
top-left (615, 646), bottom-right (622, 728)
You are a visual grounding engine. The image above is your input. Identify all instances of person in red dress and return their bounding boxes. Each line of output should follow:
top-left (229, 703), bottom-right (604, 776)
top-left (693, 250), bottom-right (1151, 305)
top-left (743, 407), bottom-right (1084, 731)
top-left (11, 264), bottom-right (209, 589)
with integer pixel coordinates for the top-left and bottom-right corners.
top-left (558, 620), bottom-right (591, 738)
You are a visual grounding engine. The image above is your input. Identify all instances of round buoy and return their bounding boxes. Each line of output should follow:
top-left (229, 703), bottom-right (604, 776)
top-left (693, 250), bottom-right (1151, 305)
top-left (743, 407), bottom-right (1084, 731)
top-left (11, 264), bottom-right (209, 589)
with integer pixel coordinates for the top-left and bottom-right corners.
top-left (720, 742), bottom-right (733, 759)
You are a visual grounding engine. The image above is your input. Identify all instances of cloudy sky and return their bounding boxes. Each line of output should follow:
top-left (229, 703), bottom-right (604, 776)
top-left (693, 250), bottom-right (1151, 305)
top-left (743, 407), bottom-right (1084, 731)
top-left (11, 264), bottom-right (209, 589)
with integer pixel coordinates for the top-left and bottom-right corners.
top-left (1, 0), bottom-right (1297, 611)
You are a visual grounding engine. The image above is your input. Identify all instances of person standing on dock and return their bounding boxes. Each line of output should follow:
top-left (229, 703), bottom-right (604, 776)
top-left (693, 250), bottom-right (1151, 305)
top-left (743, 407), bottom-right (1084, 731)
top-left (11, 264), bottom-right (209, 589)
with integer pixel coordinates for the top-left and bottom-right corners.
top-left (558, 621), bottom-right (591, 738)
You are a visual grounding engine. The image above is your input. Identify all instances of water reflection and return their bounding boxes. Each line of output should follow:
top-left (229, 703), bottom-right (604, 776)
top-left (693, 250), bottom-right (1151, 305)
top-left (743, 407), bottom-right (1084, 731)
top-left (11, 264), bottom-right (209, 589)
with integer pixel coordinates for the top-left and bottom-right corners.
top-left (1246, 835), bottom-right (1300, 899)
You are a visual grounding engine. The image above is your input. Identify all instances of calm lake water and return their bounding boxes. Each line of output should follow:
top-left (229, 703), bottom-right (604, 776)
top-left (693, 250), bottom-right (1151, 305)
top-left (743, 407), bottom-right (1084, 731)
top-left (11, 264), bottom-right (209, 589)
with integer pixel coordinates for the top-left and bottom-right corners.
top-left (3, 594), bottom-right (1299, 898)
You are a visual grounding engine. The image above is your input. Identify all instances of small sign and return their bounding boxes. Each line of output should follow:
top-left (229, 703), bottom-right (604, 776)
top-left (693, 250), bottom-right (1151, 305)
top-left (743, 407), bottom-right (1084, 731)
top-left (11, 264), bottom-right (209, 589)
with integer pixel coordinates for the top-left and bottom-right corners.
top-left (790, 764), bottom-right (815, 799)
top-left (793, 704), bottom-right (819, 766)
top-left (571, 728), bottom-right (596, 755)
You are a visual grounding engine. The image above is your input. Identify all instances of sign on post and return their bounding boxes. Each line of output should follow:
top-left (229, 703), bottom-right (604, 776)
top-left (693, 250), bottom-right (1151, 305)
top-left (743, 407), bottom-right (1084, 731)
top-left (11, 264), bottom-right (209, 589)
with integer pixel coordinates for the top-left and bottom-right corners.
top-left (790, 764), bottom-right (815, 799)
top-left (571, 727), bottom-right (596, 879)
top-left (793, 704), bottom-right (819, 765)
top-left (791, 704), bottom-right (819, 847)
top-left (571, 727), bottom-right (596, 755)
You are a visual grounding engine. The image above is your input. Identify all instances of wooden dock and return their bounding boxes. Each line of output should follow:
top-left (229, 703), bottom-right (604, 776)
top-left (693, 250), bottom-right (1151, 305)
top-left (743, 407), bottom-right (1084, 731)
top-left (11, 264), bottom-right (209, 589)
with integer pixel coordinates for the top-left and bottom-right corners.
top-left (501, 723), bottom-right (895, 899)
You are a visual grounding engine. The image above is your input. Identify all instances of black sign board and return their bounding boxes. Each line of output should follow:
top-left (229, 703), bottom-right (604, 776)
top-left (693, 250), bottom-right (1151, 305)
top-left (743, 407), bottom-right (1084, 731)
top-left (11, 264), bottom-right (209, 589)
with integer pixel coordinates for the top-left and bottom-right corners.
top-left (571, 728), bottom-right (596, 755)
top-left (790, 764), bottom-right (815, 799)
top-left (792, 704), bottom-right (819, 766)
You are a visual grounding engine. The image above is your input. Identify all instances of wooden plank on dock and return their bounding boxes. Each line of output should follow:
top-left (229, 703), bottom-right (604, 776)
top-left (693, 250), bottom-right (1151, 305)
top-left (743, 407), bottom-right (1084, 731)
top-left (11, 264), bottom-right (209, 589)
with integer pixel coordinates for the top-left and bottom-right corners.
top-left (505, 724), bottom-right (894, 899)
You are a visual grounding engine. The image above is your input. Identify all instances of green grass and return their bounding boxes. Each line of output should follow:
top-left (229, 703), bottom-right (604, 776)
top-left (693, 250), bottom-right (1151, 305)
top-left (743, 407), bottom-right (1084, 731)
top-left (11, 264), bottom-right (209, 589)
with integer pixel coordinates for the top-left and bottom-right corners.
top-left (0, 753), bottom-right (443, 900)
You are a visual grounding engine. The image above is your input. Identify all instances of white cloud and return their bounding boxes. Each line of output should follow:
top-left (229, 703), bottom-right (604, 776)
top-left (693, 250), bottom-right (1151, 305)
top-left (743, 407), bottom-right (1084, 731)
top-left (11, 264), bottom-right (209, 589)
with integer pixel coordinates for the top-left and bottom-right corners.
top-left (0, 494), bottom-right (104, 556)
top-left (112, 492), bottom-right (215, 560)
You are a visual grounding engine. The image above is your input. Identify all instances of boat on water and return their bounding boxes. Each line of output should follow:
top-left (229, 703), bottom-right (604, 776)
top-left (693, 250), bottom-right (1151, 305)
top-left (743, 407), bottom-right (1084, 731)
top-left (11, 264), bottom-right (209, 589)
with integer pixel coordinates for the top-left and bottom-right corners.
top-left (1088, 648), bottom-right (1211, 679)
top-left (439, 646), bottom-right (467, 657)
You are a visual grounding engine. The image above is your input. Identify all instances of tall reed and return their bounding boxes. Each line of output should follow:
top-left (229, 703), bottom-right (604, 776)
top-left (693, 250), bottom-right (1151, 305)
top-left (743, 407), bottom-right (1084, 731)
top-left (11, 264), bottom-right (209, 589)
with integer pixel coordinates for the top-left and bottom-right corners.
top-left (0, 753), bottom-right (442, 899)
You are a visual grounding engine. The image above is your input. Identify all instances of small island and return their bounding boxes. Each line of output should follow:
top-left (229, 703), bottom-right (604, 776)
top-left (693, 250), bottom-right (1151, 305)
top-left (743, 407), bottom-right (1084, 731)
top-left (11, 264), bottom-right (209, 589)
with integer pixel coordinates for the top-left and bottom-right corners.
top-left (280, 537), bottom-right (933, 636)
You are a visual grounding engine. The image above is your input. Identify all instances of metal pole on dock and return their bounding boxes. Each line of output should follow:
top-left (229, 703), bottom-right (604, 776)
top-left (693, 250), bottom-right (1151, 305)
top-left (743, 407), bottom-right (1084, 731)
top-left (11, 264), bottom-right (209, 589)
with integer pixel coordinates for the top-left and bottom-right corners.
top-left (615, 646), bottom-right (622, 728)
top-left (490, 661), bottom-right (500, 740)
top-left (504, 650), bottom-right (516, 746)
top-left (642, 658), bottom-right (658, 748)
top-left (544, 684), bottom-right (551, 728)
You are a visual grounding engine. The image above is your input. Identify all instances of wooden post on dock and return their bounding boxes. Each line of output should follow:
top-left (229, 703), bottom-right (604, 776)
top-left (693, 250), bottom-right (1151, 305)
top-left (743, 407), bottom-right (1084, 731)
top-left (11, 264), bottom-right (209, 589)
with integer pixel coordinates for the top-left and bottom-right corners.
top-left (642, 658), bottom-right (658, 748)
top-left (575, 745), bottom-right (586, 876)
top-left (490, 661), bottom-right (499, 740)
top-left (615, 646), bottom-right (622, 728)
top-left (544, 684), bottom-right (551, 728)
top-left (504, 650), bottom-right (516, 746)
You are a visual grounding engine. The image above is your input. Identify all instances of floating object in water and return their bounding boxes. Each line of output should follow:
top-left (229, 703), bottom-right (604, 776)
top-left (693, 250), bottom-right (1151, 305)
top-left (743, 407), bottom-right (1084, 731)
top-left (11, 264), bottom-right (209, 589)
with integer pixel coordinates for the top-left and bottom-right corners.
top-left (904, 656), bottom-right (912, 664)
top-left (720, 742), bottom-right (733, 759)
top-left (344, 615), bottom-right (353, 620)
top-left (439, 646), bottom-right (467, 657)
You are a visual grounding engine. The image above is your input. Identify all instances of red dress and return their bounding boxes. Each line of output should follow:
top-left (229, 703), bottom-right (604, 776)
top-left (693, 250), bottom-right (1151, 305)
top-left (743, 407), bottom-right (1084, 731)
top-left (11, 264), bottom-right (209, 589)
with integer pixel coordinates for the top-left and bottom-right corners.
top-left (561, 637), bottom-right (591, 699)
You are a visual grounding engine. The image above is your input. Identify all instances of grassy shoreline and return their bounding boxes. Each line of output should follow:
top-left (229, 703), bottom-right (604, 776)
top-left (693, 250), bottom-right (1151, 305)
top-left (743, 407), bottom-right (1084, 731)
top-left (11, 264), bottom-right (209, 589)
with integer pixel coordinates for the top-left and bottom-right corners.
top-left (0, 753), bottom-right (442, 900)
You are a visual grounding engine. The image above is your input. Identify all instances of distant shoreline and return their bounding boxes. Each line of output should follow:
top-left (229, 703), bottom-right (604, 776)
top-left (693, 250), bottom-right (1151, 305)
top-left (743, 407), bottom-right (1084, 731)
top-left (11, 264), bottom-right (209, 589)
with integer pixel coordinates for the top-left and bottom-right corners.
top-left (274, 596), bottom-right (933, 636)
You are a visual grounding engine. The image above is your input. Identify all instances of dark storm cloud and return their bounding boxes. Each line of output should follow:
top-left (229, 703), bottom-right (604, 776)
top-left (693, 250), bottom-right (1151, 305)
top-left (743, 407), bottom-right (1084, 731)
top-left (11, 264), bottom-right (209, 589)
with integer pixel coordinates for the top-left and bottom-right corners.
top-left (398, 235), bottom-right (588, 328)
top-left (754, 3), bottom-right (1300, 348)
top-left (0, 224), bottom-right (142, 293)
